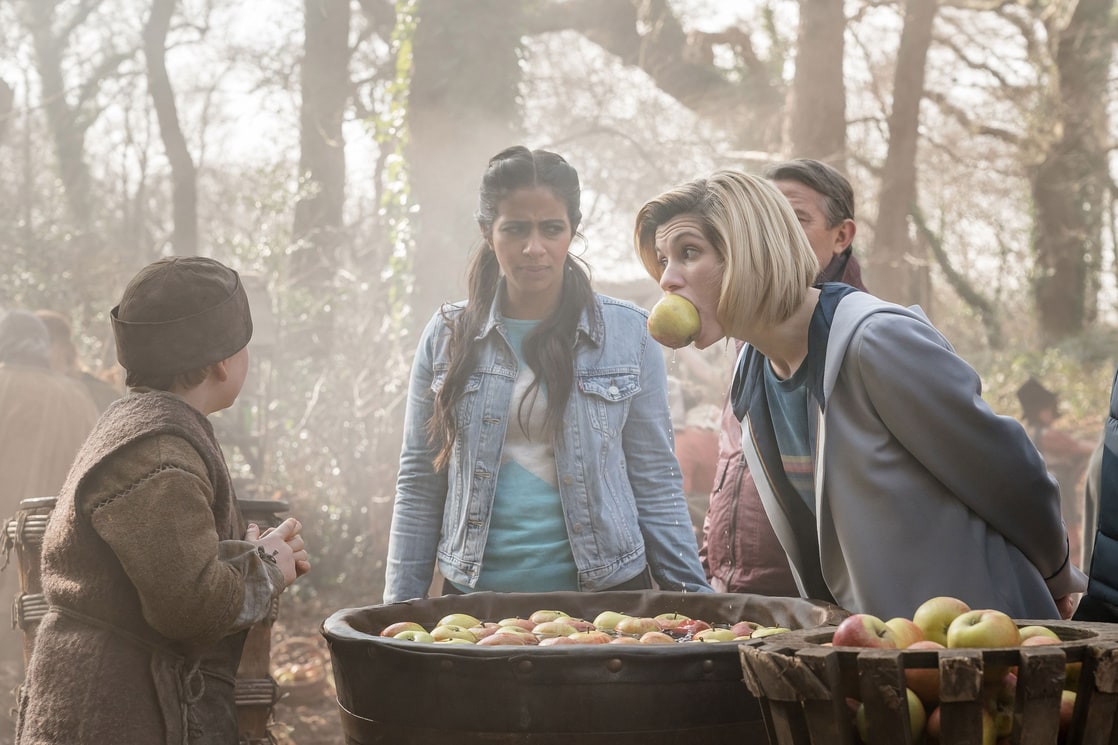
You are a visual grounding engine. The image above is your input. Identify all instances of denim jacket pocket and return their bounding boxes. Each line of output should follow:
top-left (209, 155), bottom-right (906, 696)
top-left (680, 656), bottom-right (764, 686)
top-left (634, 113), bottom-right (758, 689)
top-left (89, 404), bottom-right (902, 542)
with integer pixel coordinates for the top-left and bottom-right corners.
top-left (579, 371), bottom-right (641, 435)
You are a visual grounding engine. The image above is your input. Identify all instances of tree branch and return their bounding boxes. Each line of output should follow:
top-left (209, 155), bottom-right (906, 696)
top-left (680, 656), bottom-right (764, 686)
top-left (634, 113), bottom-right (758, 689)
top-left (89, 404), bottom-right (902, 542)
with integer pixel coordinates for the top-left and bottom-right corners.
top-left (923, 89), bottom-right (1022, 144)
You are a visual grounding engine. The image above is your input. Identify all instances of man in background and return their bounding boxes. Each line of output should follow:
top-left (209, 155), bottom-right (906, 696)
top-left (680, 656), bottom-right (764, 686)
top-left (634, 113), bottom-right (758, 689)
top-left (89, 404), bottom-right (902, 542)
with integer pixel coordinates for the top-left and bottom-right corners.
top-left (35, 309), bottom-right (122, 413)
top-left (700, 158), bottom-right (868, 595)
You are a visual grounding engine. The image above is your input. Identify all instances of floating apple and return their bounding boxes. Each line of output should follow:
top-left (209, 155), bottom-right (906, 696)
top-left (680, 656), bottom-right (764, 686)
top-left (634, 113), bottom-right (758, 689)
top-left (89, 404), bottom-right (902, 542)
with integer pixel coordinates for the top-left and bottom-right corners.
top-left (498, 617), bottom-right (537, 632)
top-left (654, 612), bottom-right (691, 632)
top-left (392, 629), bottom-right (435, 643)
top-left (639, 631), bottom-right (677, 644)
top-left (730, 620), bottom-right (761, 638)
top-left (647, 294), bottom-right (700, 349)
top-left (529, 610), bottom-right (570, 625)
top-left (430, 624), bottom-right (477, 643)
top-left (608, 636), bottom-right (642, 644)
top-left (750, 626), bottom-right (791, 639)
top-left (568, 630), bottom-right (612, 644)
top-left (693, 628), bottom-right (737, 643)
top-left (912, 596), bottom-right (971, 646)
top-left (476, 632), bottom-right (529, 646)
top-left (592, 611), bottom-right (630, 631)
top-left (673, 618), bottom-right (713, 637)
top-left (532, 620), bottom-right (579, 638)
top-left (436, 613), bottom-right (482, 629)
top-left (615, 616), bottom-right (661, 637)
top-left (831, 613), bottom-right (897, 648)
top-left (381, 621), bottom-right (426, 638)
top-left (538, 635), bottom-right (578, 646)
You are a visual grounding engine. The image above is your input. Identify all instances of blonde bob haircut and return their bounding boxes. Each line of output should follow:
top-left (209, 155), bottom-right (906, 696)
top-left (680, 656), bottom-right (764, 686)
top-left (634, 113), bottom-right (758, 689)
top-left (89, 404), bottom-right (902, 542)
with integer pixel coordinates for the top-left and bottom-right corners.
top-left (634, 170), bottom-right (819, 336)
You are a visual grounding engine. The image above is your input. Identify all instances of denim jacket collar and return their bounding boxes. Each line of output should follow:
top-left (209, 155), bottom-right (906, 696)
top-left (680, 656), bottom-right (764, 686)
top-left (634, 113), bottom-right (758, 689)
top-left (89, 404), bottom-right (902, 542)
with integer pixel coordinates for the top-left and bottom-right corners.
top-left (476, 278), bottom-right (604, 347)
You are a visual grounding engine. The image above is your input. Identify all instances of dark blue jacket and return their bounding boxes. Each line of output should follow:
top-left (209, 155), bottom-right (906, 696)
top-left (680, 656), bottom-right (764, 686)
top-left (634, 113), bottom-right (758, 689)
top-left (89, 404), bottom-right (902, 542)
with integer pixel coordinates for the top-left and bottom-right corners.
top-left (1074, 367), bottom-right (1118, 621)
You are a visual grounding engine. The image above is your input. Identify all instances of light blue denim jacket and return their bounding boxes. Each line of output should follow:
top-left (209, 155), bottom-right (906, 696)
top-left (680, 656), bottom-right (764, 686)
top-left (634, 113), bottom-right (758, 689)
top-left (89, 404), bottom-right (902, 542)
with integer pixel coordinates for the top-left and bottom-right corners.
top-left (383, 289), bottom-right (712, 603)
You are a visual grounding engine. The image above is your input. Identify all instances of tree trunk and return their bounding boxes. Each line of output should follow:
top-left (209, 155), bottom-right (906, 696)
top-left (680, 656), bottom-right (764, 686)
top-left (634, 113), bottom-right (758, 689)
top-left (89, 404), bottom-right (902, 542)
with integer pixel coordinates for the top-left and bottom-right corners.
top-left (23, 0), bottom-right (94, 231)
top-left (144, 0), bottom-right (197, 255)
top-left (870, 0), bottom-right (938, 308)
top-left (1029, 0), bottom-right (1114, 343)
top-left (406, 0), bottom-right (522, 328)
top-left (786, 0), bottom-right (846, 169)
top-left (0, 79), bottom-right (13, 145)
top-left (293, 0), bottom-right (351, 353)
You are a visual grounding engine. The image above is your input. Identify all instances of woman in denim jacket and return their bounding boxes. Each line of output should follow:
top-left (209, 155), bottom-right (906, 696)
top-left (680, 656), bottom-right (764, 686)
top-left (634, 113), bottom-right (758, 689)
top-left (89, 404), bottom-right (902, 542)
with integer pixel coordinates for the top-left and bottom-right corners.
top-left (383, 146), bottom-right (711, 603)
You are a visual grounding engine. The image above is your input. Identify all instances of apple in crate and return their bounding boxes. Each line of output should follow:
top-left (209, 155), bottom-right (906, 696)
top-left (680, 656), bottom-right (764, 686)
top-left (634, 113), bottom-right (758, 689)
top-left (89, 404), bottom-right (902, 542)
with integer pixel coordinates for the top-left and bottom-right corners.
top-left (884, 617), bottom-right (925, 648)
top-left (912, 596), bottom-right (971, 646)
top-left (437, 613), bottom-right (481, 629)
top-left (903, 640), bottom-right (946, 706)
top-left (946, 610), bottom-right (1021, 649)
top-left (831, 613), bottom-right (897, 648)
top-left (855, 688), bottom-right (925, 743)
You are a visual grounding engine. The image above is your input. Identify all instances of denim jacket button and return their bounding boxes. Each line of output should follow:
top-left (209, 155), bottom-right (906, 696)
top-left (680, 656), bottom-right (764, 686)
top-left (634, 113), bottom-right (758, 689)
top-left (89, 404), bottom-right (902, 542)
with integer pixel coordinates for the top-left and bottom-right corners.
top-left (608, 385), bottom-right (619, 396)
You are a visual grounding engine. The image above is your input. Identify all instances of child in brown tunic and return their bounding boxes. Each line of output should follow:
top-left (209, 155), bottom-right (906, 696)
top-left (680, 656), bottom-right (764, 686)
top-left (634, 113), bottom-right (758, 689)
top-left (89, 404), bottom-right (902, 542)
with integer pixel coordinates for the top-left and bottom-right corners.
top-left (18, 257), bottom-right (310, 745)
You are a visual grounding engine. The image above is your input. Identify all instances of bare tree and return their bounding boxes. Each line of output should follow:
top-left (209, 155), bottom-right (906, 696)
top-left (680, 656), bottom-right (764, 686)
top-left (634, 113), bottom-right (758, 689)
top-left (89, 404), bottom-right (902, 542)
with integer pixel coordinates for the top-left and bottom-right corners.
top-left (143, 0), bottom-right (197, 254)
top-left (786, 0), bottom-right (847, 167)
top-left (871, 0), bottom-right (939, 308)
top-left (405, 0), bottom-right (522, 327)
top-left (1028, 0), bottom-right (1115, 342)
top-left (292, 0), bottom-right (351, 349)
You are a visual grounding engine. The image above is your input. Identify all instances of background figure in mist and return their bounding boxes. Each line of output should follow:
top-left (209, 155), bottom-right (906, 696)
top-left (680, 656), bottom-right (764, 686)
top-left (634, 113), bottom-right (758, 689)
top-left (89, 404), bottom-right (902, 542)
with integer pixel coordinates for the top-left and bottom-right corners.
top-left (34, 309), bottom-right (123, 413)
top-left (1017, 376), bottom-right (1095, 562)
top-left (384, 146), bottom-right (711, 603)
top-left (0, 310), bottom-right (99, 666)
top-left (1074, 366), bottom-right (1118, 623)
top-left (635, 169), bottom-right (1084, 619)
top-left (702, 158), bottom-right (868, 596)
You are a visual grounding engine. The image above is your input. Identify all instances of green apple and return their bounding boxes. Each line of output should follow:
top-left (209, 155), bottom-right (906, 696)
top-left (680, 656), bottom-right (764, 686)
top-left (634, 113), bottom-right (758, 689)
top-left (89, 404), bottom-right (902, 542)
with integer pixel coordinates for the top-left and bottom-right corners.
top-left (647, 294), bottom-right (700, 349)
top-left (531, 620), bottom-right (578, 638)
top-left (1058, 689), bottom-right (1076, 738)
top-left (856, 688), bottom-right (925, 743)
top-left (750, 625), bottom-right (791, 639)
top-left (380, 621), bottom-right (426, 637)
top-left (608, 636), bottom-right (642, 644)
top-left (538, 635), bottom-right (578, 646)
top-left (435, 637), bottom-right (475, 645)
top-left (912, 596), bottom-right (971, 646)
top-left (568, 630), bottom-right (612, 644)
top-left (529, 609), bottom-right (570, 625)
top-left (925, 703), bottom-right (995, 745)
top-left (693, 628), bottom-right (737, 643)
top-left (430, 624), bottom-right (477, 642)
top-left (946, 610), bottom-right (1021, 649)
top-left (614, 616), bottom-right (661, 637)
top-left (592, 611), bottom-right (630, 631)
top-left (1018, 624), bottom-right (1060, 642)
top-left (436, 613), bottom-right (481, 629)
top-left (392, 629), bottom-right (435, 643)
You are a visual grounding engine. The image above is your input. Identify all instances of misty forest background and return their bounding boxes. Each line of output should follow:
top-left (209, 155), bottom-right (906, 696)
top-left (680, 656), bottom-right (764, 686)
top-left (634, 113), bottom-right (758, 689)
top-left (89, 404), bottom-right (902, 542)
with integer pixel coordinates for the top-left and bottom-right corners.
top-left (2, 0), bottom-right (1118, 644)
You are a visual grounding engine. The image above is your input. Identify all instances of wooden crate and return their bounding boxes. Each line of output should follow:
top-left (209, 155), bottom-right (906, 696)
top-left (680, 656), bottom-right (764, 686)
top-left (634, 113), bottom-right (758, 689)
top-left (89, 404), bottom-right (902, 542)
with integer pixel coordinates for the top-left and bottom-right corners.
top-left (739, 620), bottom-right (1118, 745)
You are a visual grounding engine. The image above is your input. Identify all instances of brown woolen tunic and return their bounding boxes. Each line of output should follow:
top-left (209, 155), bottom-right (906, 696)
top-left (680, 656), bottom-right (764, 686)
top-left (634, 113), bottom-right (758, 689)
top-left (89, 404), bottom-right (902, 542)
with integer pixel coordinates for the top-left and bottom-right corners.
top-left (17, 391), bottom-right (284, 745)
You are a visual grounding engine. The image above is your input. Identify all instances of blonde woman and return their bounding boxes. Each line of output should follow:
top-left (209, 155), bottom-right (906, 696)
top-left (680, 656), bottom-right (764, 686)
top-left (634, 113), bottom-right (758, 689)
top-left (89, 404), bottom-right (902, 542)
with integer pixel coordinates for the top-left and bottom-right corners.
top-left (634, 169), bottom-right (1085, 619)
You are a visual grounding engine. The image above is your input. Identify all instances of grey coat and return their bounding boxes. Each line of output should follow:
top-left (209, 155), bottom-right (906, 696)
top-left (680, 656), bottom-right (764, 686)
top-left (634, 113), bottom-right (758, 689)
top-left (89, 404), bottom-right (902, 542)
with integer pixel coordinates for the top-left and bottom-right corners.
top-left (738, 290), bottom-right (1086, 618)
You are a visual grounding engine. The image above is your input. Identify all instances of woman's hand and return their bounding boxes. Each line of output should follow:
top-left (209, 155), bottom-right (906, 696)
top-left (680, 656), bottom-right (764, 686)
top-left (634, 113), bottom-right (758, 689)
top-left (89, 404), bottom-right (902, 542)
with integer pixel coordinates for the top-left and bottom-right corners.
top-left (246, 517), bottom-right (311, 587)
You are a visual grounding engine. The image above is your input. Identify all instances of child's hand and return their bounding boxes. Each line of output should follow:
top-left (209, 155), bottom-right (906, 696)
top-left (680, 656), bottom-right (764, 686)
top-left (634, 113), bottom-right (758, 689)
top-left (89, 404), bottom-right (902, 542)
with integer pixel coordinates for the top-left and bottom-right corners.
top-left (246, 518), bottom-right (310, 586)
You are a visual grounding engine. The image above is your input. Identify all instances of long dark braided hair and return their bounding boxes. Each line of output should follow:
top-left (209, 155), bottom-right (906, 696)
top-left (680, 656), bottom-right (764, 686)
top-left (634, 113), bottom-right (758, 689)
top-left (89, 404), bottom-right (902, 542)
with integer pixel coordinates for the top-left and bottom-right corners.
top-left (428, 146), bottom-right (594, 471)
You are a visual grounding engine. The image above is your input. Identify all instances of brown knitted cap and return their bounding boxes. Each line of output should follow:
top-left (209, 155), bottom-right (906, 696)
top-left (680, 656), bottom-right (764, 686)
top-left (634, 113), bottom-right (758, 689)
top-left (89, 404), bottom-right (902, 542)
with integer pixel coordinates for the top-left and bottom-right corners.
top-left (111, 256), bottom-right (253, 376)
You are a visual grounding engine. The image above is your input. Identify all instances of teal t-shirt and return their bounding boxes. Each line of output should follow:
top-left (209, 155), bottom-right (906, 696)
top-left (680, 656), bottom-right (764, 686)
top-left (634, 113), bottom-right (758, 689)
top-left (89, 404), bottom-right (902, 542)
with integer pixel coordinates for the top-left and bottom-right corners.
top-left (451, 317), bottom-right (579, 592)
top-left (763, 359), bottom-right (815, 513)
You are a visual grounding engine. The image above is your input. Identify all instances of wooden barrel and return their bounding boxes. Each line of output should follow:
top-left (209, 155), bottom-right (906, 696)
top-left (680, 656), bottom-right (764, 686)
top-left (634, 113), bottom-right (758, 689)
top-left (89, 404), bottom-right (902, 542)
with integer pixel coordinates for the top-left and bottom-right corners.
top-left (3, 495), bottom-right (290, 745)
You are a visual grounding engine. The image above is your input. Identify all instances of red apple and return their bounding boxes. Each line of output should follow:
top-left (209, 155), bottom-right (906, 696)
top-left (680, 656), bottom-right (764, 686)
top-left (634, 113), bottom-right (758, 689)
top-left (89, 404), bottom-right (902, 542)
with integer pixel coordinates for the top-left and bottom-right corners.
top-left (885, 617), bottom-right (925, 648)
top-left (568, 630), bottom-right (612, 644)
top-left (1058, 689), bottom-right (1076, 737)
top-left (673, 618), bottom-right (713, 637)
top-left (831, 613), bottom-right (897, 648)
top-left (380, 621), bottom-right (426, 637)
top-left (904, 639), bottom-right (946, 706)
top-left (925, 704), bottom-right (996, 745)
top-left (498, 617), bottom-right (537, 632)
top-left (564, 617), bottom-right (596, 633)
top-left (608, 636), bottom-right (642, 644)
top-left (639, 631), bottom-right (676, 644)
top-left (913, 596), bottom-right (971, 646)
top-left (730, 620), bottom-right (761, 638)
top-left (654, 612), bottom-right (691, 632)
top-left (468, 623), bottom-right (500, 640)
top-left (946, 610), bottom-right (1021, 649)
top-left (538, 635), bottom-right (578, 646)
